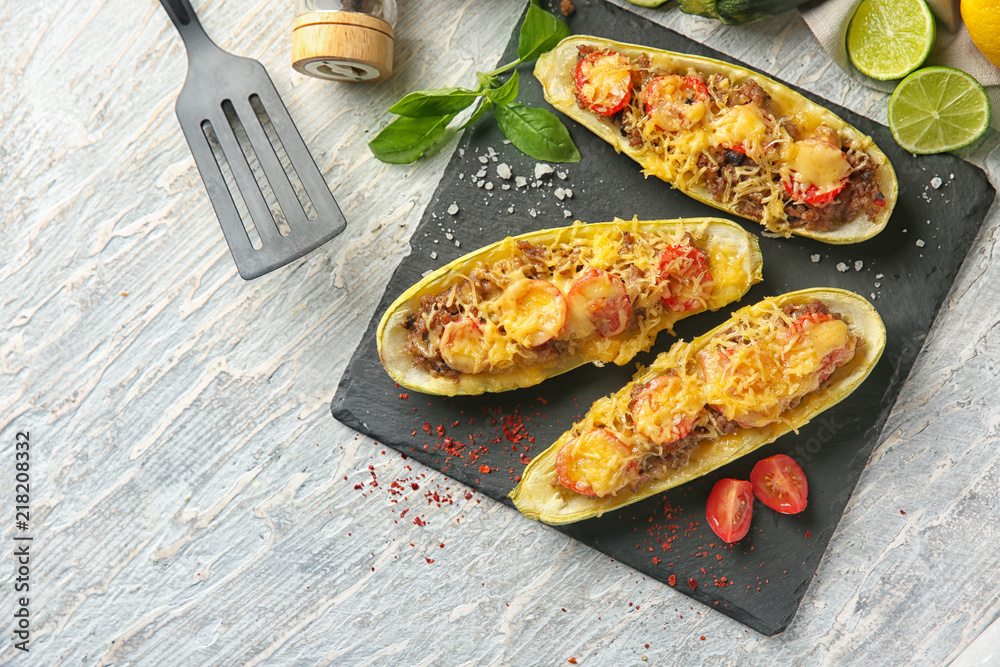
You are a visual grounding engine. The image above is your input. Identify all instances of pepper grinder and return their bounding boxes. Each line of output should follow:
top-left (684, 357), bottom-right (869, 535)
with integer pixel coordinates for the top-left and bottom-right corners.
top-left (292, 0), bottom-right (397, 82)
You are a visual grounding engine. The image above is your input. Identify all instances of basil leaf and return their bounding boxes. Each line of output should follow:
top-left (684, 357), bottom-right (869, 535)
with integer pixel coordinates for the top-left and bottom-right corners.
top-left (388, 88), bottom-right (481, 118)
top-left (487, 71), bottom-right (519, 107)
top-left (517, 2), bottom-right (570, 62)
top-left (369, 114), bottom-right (456, 164)
top-left (494, 102), bottom-right (580, 163)
top-left (457, 100), bottom-right (492, 131)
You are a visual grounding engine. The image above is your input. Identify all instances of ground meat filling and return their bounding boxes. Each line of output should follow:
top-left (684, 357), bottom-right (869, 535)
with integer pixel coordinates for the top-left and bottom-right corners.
top-left (575, 45), bottom-right (886, 232)
top-left (400, 293), bottom-right (462, 380)
top-left (783, 299), bottom-right (840, 322)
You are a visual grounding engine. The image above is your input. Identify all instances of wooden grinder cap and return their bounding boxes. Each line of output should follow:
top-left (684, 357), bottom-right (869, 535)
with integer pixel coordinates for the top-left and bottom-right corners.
top-left (292, 11), bottom-right (394, 82)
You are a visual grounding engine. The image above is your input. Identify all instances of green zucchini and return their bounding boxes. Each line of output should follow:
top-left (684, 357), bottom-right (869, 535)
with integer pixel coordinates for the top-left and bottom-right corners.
top-left (678, 0), bottom-right (811, 25)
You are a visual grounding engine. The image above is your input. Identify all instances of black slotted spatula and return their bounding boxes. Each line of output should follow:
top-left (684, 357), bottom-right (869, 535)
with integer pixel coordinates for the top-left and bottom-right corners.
top-left (160, 0), bottom-right (346, 280)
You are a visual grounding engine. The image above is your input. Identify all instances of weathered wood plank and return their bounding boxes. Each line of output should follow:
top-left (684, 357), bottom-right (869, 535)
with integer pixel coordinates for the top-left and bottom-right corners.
top-left (0, 0), bottom-right (998, 664)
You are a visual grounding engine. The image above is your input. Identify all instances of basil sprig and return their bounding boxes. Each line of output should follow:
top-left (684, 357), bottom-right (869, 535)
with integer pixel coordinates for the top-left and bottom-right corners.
top-left (369, 2), bottom-right (580, 164)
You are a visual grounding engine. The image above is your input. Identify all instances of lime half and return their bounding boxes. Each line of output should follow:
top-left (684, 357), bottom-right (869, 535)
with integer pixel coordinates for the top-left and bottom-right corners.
top-left (888, 66), bottom-right (991, 154)
top-left (848, 0), bottom-right (936, 80)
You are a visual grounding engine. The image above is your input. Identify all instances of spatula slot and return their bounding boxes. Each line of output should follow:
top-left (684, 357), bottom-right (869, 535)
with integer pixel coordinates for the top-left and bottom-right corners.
top-left (201, 118), bottom-right (263, 250)
top-left (249, 94), bottom-right (319, 222)
top-left (221, 99), bottom-right (291, 237)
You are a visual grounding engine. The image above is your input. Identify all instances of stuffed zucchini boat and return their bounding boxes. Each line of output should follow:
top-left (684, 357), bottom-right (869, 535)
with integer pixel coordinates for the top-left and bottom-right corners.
top-left (509, 288), bottom-right (885, 525)
top-left (534, 36), bottom-right (898, 244)
top-left (377, 217), bottom-right (763, 396)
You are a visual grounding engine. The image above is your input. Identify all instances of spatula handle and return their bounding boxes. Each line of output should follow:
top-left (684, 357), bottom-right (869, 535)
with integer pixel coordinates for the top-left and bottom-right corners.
top-left (159, 0), bottom-right (212, 50)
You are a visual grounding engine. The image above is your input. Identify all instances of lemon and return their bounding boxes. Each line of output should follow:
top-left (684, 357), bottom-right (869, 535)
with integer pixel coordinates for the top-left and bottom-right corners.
top-left (847, 0), bottom-right (937, 80)
top-left (961, 0), bottom-right (1000, 68)
top-left (888, 66), bottom-right (991, 153)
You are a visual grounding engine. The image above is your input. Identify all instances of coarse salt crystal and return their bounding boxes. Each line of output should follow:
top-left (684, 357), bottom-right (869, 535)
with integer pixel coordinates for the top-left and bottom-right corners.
top-left (875, 273), bottom-right (883, 279)
top-left (485, 182), bottom-right (494, 191)
top-left (563, 210), bottom-right (572, 218)
top-left (534, 163), bottom-right (554, 179)
top-left (478, 156), bottom-right (488, 164)
top-left (557, 171), bottom-right (568, 180)
top-left (855, 260), bottom-right (863, 271)
top-left (836, 262), bottom-right (849, 273)
top-left (916, 239), bottom-right (925, 247)
top-left (430, 251), bottom-right (438, 259)
top-left (445, 233), bottom-right (453, 240)
top-left (501, 184), bottom-right (511, 191)
top-left (810, 254), bottom-right (821, 263)
top-left (515, 176), bottom-right (528, 188)
top-left (930, 177), bottom-right (942, 189)
top-left (447, 204), bottom-right (459, 215)
top-left (529, 208), bottom-right (538, 218)
top-left (497, 163), bottom-right (512, 179)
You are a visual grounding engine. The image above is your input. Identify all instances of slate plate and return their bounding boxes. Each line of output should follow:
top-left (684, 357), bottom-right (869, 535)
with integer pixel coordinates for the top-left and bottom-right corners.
top-left (331, 1), bottom-right (994, 635)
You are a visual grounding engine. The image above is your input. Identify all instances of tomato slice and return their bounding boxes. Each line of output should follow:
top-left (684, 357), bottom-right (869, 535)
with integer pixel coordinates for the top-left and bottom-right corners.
top-left (705, 478), bottom-right (754, 543)
top-left (642, 75), bottom-right (710, 131)
top-left (657, 244), bottom-right (712, 311)
top-left (750, 454), bottom-right (808, 514)
top-left (564, 268), bottom-right (631, 338)
top-left (643, 75), bottom-right (709, 115)
top-left (783, 177), bottom-right (847, 205)
top-left (574, 51), bottom-right (632, 116)
top-left (555, 429), bottom-right (638, 497)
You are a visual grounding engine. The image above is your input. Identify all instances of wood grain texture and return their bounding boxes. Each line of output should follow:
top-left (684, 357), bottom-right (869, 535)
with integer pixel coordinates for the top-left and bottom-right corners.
top-left (0, 0), bottom-right (998, 664)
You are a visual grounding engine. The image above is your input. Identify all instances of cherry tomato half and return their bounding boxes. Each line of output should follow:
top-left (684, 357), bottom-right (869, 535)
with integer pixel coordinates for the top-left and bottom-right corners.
top-left (657, 244), bottom-right (712, 311)
top-left (705, 478), bottom-right (754, 543)
top-left (783, 177), bottom-right (847, 205)
top-left (574, 51), bottom-right (632, 116)
top-left (750, 454), bottom-right (808, 514)
top-left (643, 75), bottom-right (709, 115)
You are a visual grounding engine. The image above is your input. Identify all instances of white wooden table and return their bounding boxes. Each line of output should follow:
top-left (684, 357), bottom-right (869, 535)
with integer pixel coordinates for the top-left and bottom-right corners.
top-left (2, 0), bottom-right (999, 664)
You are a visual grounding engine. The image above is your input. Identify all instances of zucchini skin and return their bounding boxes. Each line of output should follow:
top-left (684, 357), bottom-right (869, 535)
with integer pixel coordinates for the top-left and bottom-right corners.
top-left (678, 0), bottom-right (811, 24)
top-left (509, 288), bottom-right (886, 525)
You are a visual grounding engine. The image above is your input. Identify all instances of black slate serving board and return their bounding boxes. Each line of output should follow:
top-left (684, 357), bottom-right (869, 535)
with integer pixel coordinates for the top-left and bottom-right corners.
top-left (331, 1), bottom-right (994, 635)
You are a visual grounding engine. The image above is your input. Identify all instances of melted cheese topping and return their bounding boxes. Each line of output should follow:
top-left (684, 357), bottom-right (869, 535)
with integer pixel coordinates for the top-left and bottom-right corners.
top-left (782, 139), bottom-right (852, 192)
top-left (412, 222), bottom-right (716, 377)
top-left (708, 104), bottom-right (769, 157)
top-left (557, 299), bottom-right (858, 497)
top-left (699, 308), bottom-right (854, 427)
